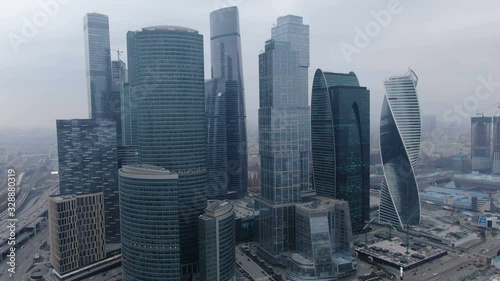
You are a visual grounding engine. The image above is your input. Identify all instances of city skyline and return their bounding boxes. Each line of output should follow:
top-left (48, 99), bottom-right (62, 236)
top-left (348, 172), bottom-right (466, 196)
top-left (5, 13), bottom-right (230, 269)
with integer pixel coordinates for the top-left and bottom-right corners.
top-left (3, 1), bottom-right (500, 130)
top-left (4, 2), bottom-right (500, 281)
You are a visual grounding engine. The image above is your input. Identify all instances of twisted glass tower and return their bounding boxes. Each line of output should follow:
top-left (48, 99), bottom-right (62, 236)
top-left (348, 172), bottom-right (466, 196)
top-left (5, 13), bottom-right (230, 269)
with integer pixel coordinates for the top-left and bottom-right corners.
top-left (379, 69), bottom-right (421, 229)
top-left (207, 6), bottom-right (247, 199)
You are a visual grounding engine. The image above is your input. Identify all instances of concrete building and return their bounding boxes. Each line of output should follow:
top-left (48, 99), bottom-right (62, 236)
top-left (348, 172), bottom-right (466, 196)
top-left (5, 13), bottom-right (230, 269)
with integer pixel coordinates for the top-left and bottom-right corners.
top-left (56, 119), bottom-right (120, 248)
top-left (48, 193), bottom-right (106, 276)
top-left (287, 197), bottom-right (357, 280)
top-left (199, 200), bottom-right (236, 281)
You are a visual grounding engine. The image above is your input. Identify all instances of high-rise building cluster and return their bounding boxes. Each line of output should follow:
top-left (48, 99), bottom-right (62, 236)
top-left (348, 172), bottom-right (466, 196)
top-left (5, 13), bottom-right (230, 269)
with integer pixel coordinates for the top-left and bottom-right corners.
top-left (50, 6), bottom-right (424, 281)
top-left (471, 115), bottom-right (500, 174)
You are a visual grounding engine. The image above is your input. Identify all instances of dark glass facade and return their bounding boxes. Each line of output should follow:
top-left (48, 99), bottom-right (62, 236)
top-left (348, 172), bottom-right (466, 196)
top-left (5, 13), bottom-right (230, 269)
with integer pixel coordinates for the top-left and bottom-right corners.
top-left (206, 78), bottom-right (228, 198)
top-left (494, 116), bottom-right (500, 174)
top-left (56, 119), bottom-right (120, 246)
top-left (311, 69), bottom-right (370, 234)
top-left (471, 116), bottom-right (492, 173)
top-left (208, 7), bottom-right (248, 199)
top-left (127, 26), bottom-right (206, 276)
top-left (199, 201), bottom-right (235, 281)
top-left (83, 13), bottom-right (112, 120)
top-left (119, 165), bottom-right (180, 281)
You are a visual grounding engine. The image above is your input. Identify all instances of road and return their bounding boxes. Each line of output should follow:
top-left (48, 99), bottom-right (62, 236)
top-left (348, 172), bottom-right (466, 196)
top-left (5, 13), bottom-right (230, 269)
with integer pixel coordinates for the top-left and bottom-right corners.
top-left (0, 183), bottom-right (56, 246)
top-left (0, 223), bottom-right (49, 281)
top-left (236, 247), bottom-right (272, 281)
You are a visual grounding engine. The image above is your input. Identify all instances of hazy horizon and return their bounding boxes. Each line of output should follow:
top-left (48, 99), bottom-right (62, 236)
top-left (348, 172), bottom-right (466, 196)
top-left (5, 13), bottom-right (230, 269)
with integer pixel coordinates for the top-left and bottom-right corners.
top-left (2, 0), bottom-right (500, 130)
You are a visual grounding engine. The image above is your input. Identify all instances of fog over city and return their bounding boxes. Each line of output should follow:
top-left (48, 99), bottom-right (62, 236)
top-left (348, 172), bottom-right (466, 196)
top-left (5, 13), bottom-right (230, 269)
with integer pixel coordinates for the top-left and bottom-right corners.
top-left (1, 0), bottom-right (500, 130)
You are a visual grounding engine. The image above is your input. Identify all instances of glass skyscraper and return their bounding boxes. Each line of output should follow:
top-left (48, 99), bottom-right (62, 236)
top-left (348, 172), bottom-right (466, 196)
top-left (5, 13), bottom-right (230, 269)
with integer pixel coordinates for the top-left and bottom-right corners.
top-left (127, 26), bottom-right (206, 277)
top-left (207, 6), bottom-right (248, 199)
top-left (256, 15), bottom-right (310, 264)
top-left (56, 119), bottom-right (120, 248)
top-left (288, 197), bottom-right (357, 280)
top-left (379, 69), bottom-right (422, 229)
top-left (311, 69), bottom-right (370, 234)
top-left (83, 13), bottom-right (112, 120)
top-left (198, 200), bottom-right (236, 281)
top-left (493, 116), bottom-right (500, 174)
top-left (471, 116), bottom-right (492, 174)
top-left (118, 165), bottom-right (180, 281)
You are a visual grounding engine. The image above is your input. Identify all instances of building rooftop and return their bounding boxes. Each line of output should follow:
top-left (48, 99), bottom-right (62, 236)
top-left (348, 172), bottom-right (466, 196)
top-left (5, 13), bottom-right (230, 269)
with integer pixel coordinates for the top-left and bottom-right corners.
top-left (202, 200), bottom-right (234, 218)
top-left (454, 173), bottom-right (500, 183)
top-left (142, 25), bottom-right (198, 33)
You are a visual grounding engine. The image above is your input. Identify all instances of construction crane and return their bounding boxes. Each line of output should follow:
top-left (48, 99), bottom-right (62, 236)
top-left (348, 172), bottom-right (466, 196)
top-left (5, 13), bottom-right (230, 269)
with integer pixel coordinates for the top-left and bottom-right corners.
top-left (112, 48), bottom-right (124, 61)
top-left (379, 221), bottom-right (397, 240)
top-left (363, 218), bottom-right (376, 247)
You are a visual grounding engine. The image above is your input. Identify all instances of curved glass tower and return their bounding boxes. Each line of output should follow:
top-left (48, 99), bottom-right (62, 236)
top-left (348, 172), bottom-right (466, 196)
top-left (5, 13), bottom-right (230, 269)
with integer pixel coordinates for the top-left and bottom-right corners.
top-left (127, 26), bottom-right (206, 276)
top-left (379, 69), bottom-right (421, 228)
top-left (119, 165), bottom-right (179, 281)
top-left (311, 69), bottom-right (370, 234)
top-left (208, 7), bottom-right (247, 199)
top-left (199, 200), bottom-right (236, 281)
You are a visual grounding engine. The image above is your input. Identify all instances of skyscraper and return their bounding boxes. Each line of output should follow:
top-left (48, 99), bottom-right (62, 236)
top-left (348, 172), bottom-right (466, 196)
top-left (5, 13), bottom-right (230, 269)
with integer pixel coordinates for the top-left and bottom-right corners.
top-left (207, 6), bottom-right (248, 199)
top-left (493, 116), bottom-right (500, 174)
top-left (311, 69), bottom-right (370, 234)
top-left (471, 116), bottom-right (492, 174)
top-left (127, 26), bottom-right (206, 277)
top-left (83, 13), bottom-right (112, 120)
top-left (256, 15), bottom-right (310, 264)
top-left (118, 165), bottom-right (179, 281)
top-left (49, 193), bottom-right (106, 276)
top-left (56, 119), bottom-right (120, 247)
top-left (198, 200), bottom-right (236, 281)
top-left (288, 197), bottom-right (357, 280)
top-left (379, 69), bottom-right (422, 229)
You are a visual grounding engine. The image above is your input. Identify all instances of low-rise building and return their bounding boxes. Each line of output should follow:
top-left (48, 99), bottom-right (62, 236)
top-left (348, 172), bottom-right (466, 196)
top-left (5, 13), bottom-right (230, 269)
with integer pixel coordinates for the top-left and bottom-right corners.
top-left (48, 193), bottom-right (106, 276)
top-left (287, 197), bottom-right (357, 280)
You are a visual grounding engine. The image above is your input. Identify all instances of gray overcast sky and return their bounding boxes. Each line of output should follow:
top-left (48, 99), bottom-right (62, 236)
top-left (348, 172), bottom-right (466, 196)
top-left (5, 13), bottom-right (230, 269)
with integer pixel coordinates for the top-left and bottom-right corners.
top-left (1, 0), bottom-right (500, 131)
